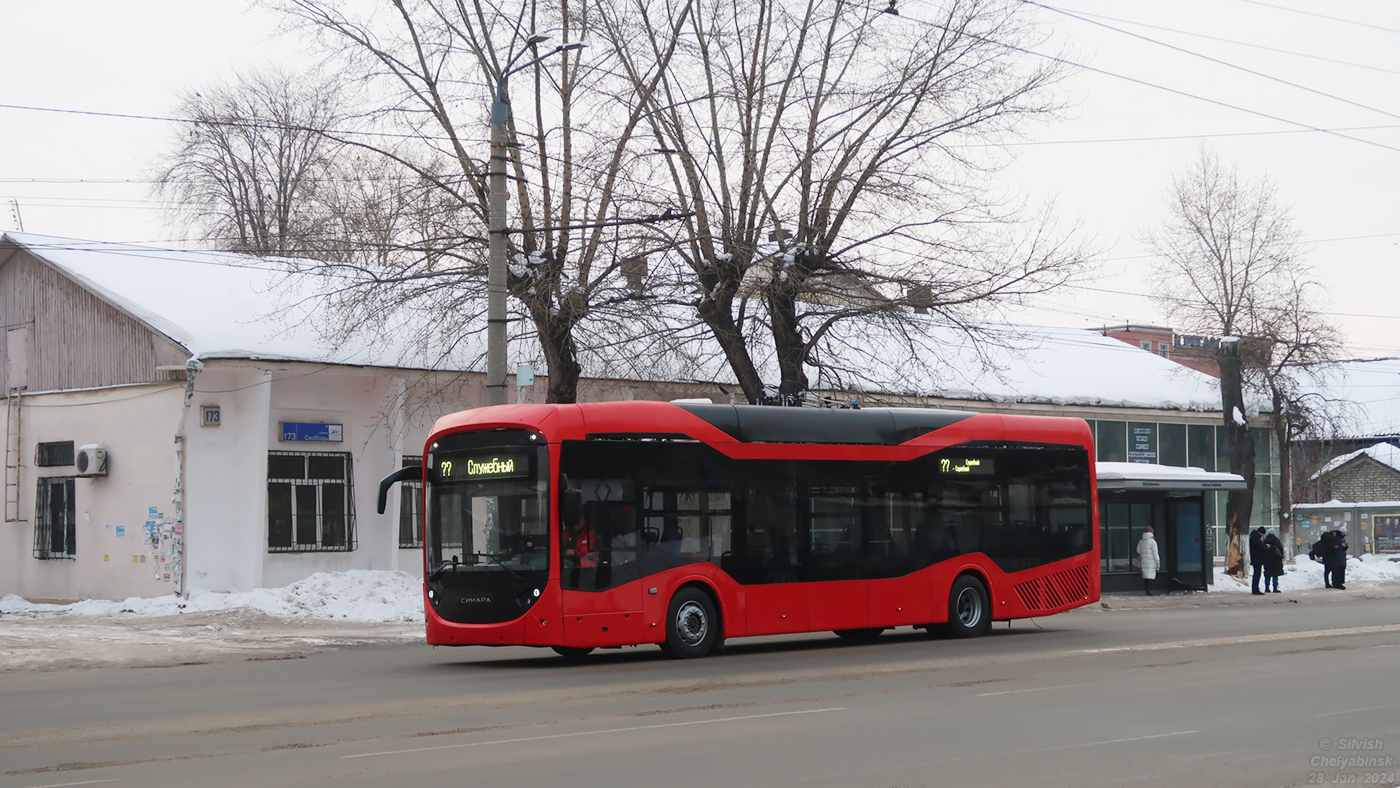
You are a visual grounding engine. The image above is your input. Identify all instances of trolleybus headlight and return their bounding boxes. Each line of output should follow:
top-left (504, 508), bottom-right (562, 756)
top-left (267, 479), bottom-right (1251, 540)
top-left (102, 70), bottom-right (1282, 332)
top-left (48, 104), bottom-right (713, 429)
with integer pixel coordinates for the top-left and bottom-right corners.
top-left (533, 588), bottom-right (541, 597)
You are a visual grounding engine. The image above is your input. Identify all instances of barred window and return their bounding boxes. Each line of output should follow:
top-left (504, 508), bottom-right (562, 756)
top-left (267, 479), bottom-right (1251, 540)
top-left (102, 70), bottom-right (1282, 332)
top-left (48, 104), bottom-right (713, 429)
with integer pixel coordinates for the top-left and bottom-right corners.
top-left (267, 451), bottom-right (356, 552)
top-left (35, 441), bottom-right (75, 467)
top-left (33, 477), bottom-right (76, 559)
top-left (398, 455), bottom-right (423, 549)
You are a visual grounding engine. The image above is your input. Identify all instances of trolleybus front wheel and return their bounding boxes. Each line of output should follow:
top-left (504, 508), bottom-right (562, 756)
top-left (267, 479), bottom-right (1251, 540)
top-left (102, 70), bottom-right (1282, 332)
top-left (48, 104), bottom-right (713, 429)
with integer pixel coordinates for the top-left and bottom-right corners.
top-left (944, 575), bottom-right (990, 638)
top-left (661, 587), bottom-right (719, 659)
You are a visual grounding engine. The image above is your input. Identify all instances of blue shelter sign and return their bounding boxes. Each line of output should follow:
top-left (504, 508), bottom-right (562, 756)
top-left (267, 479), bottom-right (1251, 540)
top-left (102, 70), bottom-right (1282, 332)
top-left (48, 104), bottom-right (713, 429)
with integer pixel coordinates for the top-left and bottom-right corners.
top-left (280, 422), bottom-right (344, 443)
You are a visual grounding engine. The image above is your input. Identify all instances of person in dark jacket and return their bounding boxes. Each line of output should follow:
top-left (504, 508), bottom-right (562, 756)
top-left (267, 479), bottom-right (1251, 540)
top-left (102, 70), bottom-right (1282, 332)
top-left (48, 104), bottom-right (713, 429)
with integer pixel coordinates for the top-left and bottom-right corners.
top-left (1311, 530), bottom-right (1337, 588)
top-left (1328, 527), bottom-right (1349, 590)
top-left (1249, 526), bottom-right (1267, 595)
top-left (1262, 529), bottom-right (1285, 593)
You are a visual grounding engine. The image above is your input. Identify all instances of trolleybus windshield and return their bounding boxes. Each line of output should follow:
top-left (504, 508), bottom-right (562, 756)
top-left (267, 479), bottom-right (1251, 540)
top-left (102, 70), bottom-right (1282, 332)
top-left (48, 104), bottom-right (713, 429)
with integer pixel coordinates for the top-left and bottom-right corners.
top-left (424, 429), bottom-right (550, 624)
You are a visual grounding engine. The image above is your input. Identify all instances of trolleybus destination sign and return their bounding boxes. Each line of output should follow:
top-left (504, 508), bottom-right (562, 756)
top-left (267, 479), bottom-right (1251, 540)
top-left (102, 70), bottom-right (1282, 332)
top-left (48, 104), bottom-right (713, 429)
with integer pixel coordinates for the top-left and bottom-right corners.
top-left (437, 451), bottom-right (530, 480)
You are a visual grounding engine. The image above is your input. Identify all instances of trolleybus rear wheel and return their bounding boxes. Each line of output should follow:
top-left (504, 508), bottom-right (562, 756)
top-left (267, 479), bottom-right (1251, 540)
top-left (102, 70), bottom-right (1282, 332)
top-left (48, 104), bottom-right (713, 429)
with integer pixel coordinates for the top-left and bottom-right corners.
top-left (945, 575), bottom-right (990, 638)
top-left (662, 587), bottom-right (719, 659)
top-left (551, 646), bottom-right (595, 659)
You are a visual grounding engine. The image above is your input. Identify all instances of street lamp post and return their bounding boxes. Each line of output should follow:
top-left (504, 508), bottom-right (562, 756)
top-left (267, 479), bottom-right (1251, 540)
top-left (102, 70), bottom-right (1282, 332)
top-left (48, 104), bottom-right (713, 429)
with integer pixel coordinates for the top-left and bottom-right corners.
top-left (487, 38), bottom-right (583, 406)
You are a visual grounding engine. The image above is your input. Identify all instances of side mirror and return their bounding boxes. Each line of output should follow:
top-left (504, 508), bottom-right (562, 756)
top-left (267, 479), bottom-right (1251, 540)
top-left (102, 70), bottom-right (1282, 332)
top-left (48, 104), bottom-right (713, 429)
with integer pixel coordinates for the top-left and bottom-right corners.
top-left (378, 465), bottom-right (422, 514)
top-left (561, 488), bottom-right (584, 527)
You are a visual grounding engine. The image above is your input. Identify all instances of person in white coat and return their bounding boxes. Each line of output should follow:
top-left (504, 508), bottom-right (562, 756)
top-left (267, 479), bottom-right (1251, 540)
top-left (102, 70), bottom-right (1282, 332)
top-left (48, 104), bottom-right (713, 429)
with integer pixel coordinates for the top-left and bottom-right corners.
top-left (1137, 526), bottom-right (1161, 596)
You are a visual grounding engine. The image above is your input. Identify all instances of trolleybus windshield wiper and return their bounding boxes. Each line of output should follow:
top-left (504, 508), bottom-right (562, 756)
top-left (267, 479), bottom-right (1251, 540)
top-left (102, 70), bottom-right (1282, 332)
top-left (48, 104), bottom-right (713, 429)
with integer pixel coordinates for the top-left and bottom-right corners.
top-left (472, 551), bottom-right (523, 583)
top-left (428, 555), bottom-right (462, 582)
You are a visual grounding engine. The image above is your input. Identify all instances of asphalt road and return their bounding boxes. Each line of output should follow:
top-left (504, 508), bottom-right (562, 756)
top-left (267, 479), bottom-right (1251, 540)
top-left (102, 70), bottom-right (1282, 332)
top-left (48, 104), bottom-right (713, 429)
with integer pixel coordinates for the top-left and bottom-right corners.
top-left (2, 593), bottom-right (1399, 788)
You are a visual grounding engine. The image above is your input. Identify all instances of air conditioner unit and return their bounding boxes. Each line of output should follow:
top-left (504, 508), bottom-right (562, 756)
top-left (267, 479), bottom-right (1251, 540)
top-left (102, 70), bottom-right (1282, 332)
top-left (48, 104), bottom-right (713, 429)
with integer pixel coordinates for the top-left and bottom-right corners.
top-left (75, 445), bottom-right (108, 477)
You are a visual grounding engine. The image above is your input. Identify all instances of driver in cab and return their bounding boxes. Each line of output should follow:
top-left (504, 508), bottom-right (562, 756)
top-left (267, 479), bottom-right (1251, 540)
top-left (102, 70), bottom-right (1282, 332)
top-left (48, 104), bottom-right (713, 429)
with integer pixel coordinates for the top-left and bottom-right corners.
top-left (562, 511), bottom-right (597, 569)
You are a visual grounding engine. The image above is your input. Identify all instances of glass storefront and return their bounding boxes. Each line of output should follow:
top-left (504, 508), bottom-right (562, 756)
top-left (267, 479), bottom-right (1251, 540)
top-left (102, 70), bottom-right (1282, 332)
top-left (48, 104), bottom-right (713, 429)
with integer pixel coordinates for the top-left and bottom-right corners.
top-left (1092, 420), bottom-right (1280, 561)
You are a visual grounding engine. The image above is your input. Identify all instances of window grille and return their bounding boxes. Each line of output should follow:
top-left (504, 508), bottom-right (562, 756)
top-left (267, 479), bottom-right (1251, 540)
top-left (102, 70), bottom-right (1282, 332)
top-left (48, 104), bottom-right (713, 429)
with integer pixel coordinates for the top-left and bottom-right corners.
top-left (33, 477), bottom-right (76, 559)
top-left (267, 451), bottom-right (357, 552)
top-left (35, 441), bottom-right (75, 467)
top-left (398, 454), bottom-right (423, 549)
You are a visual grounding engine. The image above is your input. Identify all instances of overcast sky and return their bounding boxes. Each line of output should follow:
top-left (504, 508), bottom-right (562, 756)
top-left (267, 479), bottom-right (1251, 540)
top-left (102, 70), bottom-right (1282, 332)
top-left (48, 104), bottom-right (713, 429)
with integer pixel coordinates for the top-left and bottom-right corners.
top-left (1, 0), bottom-right (1396, 356)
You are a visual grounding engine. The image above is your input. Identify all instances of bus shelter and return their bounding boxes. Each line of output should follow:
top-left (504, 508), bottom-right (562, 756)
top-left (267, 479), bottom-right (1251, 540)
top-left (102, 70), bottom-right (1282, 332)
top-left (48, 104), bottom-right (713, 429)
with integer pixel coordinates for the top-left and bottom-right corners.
top-left (1096, 462), bottom-right (1246, 594)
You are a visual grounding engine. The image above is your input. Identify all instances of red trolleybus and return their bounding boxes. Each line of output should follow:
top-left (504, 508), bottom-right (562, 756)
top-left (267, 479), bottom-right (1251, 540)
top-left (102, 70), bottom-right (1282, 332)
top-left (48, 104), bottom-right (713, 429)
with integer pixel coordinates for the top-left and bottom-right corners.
top-left (378, 401), bottom-right (1099, 658)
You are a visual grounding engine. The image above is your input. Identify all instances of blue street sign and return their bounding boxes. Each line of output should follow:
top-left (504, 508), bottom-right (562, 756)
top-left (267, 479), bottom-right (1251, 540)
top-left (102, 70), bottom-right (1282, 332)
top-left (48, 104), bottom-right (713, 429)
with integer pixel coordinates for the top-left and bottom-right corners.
top-left (280, 422), bottom-right (344, 443)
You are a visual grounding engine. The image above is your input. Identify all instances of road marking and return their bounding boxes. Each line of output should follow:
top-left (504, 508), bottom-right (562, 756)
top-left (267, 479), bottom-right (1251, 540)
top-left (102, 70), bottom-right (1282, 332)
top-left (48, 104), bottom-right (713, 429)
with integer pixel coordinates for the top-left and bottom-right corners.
top-left (979, 681), bottom-right (1097, 697)
top-left (1077, 624), bottom-right (1400, 655)
top-left (1318, 703), bottom-right (1400, 718)
top-left (977, 664), bottom-right (1269, 697)
top-left (24, 780), bottom-right (120, 788)
top-left (343, 707), bottom-right (846, 760)
top-left (1033, 730), bottom-right (1198, 752)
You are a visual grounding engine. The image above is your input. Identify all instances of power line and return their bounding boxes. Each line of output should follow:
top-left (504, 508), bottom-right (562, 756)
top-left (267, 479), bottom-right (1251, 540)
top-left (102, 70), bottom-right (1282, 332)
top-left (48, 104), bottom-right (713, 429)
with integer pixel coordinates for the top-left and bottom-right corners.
top-left (1028, 1), bottom-right (1400, 124)
top-left (1008, 124), bottom-right (1400, 147)
top-left (1234, 0), bottom-right (1400, 36)
top-left (1052, 282), bottom-right (1400, 321)
top-left (1095, 232), bottom-right (1400, 265)
top-left (1058, 8), bottom-right (1400, 77)
top-left (925, 4), bottom-right (1400, 155)
top-left (0, 102), bottom-right (450, 143)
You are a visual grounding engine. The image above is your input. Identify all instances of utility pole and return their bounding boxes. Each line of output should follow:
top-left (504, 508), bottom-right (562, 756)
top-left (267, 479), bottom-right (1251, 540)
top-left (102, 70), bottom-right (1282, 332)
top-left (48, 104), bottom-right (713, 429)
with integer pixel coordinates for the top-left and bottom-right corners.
top-left (486, 38), bottom-right (583, 406)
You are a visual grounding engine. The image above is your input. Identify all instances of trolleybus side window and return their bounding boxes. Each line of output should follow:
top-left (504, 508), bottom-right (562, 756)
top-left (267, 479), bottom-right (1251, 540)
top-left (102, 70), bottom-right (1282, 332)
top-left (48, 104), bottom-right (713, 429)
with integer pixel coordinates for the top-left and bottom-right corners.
top-left (559, 440), bottom-right (1091, 590)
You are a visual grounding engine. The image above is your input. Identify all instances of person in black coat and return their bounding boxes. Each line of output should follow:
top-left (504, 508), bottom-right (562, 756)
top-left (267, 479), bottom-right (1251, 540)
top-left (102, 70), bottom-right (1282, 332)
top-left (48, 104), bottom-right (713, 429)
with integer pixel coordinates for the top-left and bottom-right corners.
top-left (1311, 530), bottom-right (1337, 588)
top-left (1262, 529), bottom-right (1285, 593)
top-left (1328, 528), bottom-right (1349, 590)
top-left (1249, 526), bottom-right (1267, 595)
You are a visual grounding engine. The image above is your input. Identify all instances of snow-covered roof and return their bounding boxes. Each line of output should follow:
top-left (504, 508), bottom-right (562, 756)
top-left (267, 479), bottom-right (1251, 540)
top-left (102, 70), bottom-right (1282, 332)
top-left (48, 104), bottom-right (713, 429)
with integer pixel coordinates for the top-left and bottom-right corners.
top-left (2, 232), bottom-right (398, 365)
top-left (1312, 442), bottom-right (1400, 480)
top-left (809, 318), bottom-right (1224, 410)
top-left (1096, 461), bottom-right (1247, 490)
top-left (2, 232), bottom-right (1227, 410)
top-left (1294, 499), bottom-right (1400, 510)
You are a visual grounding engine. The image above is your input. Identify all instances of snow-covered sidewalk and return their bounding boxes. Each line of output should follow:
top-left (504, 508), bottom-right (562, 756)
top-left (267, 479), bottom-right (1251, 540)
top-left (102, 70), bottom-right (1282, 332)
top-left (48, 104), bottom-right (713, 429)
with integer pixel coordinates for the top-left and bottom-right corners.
top-left (1213, 553), bottom-right (1400, 593)
top-left (0, 570), bottom-right (425, 623)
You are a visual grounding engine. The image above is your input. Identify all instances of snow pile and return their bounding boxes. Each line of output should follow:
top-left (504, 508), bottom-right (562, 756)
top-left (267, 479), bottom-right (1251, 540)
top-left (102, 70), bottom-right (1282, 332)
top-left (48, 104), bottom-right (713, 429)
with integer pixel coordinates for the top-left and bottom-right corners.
top-left (0, 570), bottom-right (425, 623)
top-left (1212, 554), bottom-right (1400, 593)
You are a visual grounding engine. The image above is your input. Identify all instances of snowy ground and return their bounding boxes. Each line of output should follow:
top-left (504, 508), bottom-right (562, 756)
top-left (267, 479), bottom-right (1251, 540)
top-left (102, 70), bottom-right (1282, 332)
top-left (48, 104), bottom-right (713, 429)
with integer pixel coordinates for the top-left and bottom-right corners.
top-left (0, 571), bottom-right (425, 672)
top-left (0, 569), bottom-right (425, 623)
top-left (1212, 553), bottom-right (1400, 593)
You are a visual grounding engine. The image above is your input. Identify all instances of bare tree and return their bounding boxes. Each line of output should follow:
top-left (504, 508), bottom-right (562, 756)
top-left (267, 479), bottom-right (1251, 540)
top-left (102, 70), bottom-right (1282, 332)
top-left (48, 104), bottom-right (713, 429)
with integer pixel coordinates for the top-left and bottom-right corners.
top-left (1142, 147), bottom-right (1309, 576)
top-left (152, 67), bottom-right (348, 257)
top-left (598, 0), bottom-right (1090, 403)
top-left (261, 0), bottom-right (700, 403)
top-left (1248, 273), bottom-right (1344, 554)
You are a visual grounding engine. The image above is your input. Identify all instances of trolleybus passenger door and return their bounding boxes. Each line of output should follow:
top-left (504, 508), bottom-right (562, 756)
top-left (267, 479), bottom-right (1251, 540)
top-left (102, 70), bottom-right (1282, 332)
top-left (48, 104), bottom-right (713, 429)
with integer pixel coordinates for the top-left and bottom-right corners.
top-left (561, 486), bottom-right (643, 647)
top-left (741, 479), bottom-right (810, 635)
